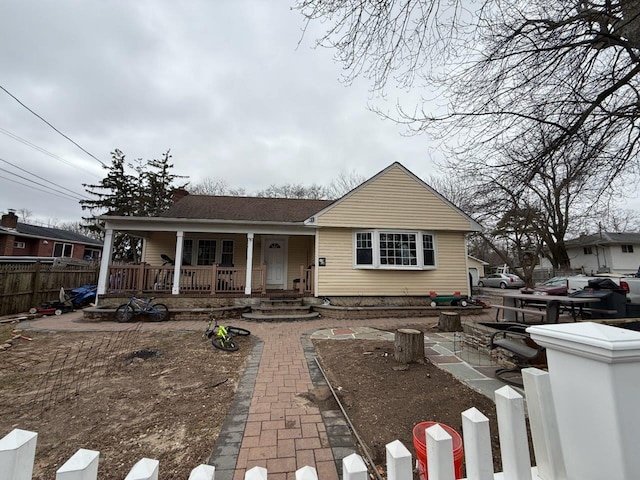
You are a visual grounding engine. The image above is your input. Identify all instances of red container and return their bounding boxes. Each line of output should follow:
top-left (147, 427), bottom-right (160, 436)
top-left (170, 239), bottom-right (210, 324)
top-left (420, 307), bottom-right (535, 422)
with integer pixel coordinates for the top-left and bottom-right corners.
top-left (412, 422), bottom-right (464, 480)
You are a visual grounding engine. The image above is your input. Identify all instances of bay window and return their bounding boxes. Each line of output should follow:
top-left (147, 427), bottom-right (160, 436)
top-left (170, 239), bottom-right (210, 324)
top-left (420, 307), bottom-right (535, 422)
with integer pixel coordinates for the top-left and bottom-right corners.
top-left (354, 230), bottom-right (436, 269)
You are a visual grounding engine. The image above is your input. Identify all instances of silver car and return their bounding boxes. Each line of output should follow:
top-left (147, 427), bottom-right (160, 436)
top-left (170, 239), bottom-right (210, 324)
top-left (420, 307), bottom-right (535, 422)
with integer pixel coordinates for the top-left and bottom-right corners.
top-left (478, 273), bottom-right (525, 289)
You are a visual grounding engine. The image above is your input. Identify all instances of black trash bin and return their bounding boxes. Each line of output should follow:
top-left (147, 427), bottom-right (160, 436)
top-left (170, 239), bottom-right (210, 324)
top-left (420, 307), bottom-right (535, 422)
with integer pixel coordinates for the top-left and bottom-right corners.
top-left (569, 278), bottom-right (627, 319)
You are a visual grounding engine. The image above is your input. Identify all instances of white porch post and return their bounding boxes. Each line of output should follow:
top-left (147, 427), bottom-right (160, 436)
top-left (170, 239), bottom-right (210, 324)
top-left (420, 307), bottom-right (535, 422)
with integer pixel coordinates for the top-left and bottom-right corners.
top-left (171, 231), bottom-right (184, 295)
top-left (528, 322), bottom-right (640, 480)
top-left (96, 228), bottom-right (114, 302)
top-left (245, 233), bottom-right (254, 295)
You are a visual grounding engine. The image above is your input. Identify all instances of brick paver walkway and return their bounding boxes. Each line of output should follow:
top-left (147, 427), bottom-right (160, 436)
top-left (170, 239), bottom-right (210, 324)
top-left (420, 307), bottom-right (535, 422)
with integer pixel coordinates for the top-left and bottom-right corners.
top-left (13, 311), bottom-right (493, 480)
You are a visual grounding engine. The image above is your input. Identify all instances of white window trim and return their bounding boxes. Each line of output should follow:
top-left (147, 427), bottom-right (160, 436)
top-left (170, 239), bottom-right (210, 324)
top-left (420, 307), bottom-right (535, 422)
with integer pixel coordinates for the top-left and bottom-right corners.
top-left (183, 238), bottom-right (235, 266)
top-left (353, 230), bottom-right (437, 270)
top-left (14, 241), bottom-right (26, 249)
top-left (53, 242), bottom-right (74, 258)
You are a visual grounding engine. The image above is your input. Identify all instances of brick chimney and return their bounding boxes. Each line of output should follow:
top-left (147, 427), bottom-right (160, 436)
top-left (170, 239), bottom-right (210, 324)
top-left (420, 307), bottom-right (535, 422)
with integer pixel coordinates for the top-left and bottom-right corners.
top-left (1, 210), bottom-right (18, 229)
top-left (171, 188), bottom-right (189, 203)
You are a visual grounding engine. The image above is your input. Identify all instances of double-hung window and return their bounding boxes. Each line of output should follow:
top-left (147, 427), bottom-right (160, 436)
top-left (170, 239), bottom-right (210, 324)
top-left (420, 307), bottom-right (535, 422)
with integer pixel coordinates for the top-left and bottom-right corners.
top-left (423, 234), bottom-right (435, 267)
top-left (354, 230), bottom-right (436, 269)
top-left (182, 238), bottom-right (234, 266)
top-left (355, 232), bottom-right (373, 265)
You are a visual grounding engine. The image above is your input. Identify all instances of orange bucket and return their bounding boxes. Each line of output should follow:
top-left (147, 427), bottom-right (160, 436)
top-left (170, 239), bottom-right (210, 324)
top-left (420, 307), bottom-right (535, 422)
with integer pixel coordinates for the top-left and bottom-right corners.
top-left (412, 422), bottom-right (464, 480)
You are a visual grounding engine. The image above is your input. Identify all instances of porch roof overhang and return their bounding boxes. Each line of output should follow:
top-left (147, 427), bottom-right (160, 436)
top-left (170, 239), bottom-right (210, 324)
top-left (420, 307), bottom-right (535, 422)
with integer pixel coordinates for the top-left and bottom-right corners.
top-left (99, 215), bottom-right (317, 236)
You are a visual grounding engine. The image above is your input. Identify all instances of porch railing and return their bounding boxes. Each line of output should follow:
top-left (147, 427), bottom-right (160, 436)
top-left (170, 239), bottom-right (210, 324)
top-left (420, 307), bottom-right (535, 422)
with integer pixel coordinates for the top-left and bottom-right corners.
top-left (106, 264), bottom-right (267, 294)
top-left (296, 265), bottom-right (315, 294)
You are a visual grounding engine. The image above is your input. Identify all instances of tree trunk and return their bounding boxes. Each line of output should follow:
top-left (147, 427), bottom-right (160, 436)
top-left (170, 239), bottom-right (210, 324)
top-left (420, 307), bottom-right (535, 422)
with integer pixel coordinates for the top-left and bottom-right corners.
top-left (394, 329), bottom-right (425, 364)
top-left (438, 311), bottom-right (462, 332)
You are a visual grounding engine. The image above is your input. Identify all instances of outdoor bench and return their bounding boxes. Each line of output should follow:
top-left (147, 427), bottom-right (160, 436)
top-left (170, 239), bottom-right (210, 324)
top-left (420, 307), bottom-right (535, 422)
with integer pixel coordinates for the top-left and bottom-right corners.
top-left (488, 326), bottom-right (545, 386)
top-left (576, 307), bottom-right (618, 319)
top-left (491, 304), bottom-right (547, 323)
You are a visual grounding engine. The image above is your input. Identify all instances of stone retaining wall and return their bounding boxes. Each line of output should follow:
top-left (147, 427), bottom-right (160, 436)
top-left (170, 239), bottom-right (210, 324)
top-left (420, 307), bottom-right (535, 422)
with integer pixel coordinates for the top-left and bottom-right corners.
top-left (313, 305), bottom-right (484, 320)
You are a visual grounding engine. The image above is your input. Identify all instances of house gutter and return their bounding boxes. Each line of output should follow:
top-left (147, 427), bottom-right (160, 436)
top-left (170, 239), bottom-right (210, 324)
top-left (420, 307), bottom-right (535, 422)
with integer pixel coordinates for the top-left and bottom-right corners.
top-left (0, 228), bottom-right (103, 247)
top-left (99, 216), bottom-right (318, 236)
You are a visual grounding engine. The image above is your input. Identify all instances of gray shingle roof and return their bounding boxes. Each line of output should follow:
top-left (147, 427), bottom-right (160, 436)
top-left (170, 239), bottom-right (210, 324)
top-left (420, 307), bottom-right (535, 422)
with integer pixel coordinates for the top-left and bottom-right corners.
top-left (565, 232), bottom-right (640, 246)
top-left (0, 223), bottom-right (103, 247)
top-left (160, 195), bottom-right (334, 223)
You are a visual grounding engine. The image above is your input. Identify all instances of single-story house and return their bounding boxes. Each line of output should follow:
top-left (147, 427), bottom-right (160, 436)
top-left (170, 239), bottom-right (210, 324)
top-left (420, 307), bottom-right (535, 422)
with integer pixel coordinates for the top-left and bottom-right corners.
top-left (564, 232), bottom-right (640, 275)
top-left (0, 210), bottom-right (103, 262)
top-left (97, 163), bottom-right (483, 303)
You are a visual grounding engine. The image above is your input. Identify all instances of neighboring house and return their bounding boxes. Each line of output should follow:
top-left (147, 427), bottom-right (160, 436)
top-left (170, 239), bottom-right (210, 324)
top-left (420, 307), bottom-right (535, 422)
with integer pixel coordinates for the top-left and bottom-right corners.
top-left (0, 210), bottom-right (103, 262)
top-left (565, 232), bottom-right (640, 275)
top-left (467, 255), bottom-right (489, 286)
top-left (97, 163), bottom-right (483, 301)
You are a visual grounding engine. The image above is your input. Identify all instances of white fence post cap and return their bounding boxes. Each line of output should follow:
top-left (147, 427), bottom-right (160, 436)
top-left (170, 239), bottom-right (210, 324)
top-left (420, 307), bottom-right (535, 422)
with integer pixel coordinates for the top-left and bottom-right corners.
top-left (0, 429), bottom-right (38, 450)
top-left (385, 439), bottom-right (411, 458)
top-left (56, 448), bottom-right (100, 478)
top-left (124, 458), bottom-right (159, 480)
top-left (295, 465), bottom-right (318, 480)
top-left (245, 465), bottom-right (267, 480)
top-left (189, 464), bottom-right (215, 480)
top-left (528, 322), bottom-right (640, 363)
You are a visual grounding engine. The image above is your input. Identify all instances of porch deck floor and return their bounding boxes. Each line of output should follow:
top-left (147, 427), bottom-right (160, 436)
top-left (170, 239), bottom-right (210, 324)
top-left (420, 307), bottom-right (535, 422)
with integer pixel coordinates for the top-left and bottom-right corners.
top-left (14, 310), bottom-right (505, 480)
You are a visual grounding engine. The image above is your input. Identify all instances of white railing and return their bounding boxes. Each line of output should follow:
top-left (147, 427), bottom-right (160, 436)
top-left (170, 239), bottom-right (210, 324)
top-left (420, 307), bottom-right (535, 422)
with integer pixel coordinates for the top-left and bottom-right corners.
top-left (3, 322), bottom-right (640, 480)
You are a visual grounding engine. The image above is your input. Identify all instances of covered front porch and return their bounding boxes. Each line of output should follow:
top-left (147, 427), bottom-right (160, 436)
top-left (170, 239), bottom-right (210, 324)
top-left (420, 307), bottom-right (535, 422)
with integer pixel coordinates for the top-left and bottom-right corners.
top-left (96, 217), bottom-right (318, 300)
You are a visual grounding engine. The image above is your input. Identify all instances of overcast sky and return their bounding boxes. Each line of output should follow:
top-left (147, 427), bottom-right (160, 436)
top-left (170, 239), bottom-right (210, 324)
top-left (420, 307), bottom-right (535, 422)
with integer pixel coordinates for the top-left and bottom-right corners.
top-left (0, 0), bottom-right (447, 224)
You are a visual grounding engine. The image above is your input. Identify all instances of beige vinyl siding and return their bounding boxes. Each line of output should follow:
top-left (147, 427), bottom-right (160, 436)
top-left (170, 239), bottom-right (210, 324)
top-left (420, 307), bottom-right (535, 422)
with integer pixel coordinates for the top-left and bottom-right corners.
top-left (317, 164), bottom-right (471, 230)
top-left (287, 236), bottom-right (314, 287)
top-left (316, 228), bottom-right (469, 296)
top-left (143, 232), bottom-right (176, 265)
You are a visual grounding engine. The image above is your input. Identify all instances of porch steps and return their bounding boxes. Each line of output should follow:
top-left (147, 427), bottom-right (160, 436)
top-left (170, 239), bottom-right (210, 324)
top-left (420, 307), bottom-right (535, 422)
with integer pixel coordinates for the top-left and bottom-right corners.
top-left (242, 311), bottom-right (320, 321)
top-left (242, 297), bottom-right (320, 322)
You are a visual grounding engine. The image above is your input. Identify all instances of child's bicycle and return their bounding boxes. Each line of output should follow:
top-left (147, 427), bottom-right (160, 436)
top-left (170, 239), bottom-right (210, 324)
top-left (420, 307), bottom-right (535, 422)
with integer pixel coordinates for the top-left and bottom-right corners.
top-left (115, 296), bottom-right (169, 323)
top-left (203, 316), bottom-right (250, 351)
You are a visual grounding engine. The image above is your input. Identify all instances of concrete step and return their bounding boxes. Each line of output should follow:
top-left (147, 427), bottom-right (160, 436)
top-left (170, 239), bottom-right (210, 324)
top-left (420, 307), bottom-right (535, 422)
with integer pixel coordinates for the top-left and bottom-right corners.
top-left (252, 305), bottom-right (311, 315)
top-left (241, 311), bottom-right (320, 322)
top-left (262, 298), bottom-right (304, 307)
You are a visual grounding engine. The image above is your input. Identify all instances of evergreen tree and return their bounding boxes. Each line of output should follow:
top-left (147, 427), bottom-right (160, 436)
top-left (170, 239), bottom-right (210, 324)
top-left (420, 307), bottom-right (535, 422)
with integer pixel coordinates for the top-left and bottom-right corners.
top-left (81, 149), bottom-right (186, 262)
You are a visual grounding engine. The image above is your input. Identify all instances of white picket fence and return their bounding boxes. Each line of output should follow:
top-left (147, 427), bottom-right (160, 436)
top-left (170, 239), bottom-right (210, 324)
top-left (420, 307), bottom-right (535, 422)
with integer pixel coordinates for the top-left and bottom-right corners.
top-left (3, 322), bottom-right (640, 480)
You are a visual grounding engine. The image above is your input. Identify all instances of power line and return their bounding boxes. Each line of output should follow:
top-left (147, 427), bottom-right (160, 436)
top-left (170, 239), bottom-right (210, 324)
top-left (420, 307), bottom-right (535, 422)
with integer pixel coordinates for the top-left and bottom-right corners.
top-left (0, 156), bottom-right (88, 199)
top-left (0, 127), bottom-right (103, 179)
top-left (0, 174), bottom-right (82, 203)
top-left (0, 166), bottom-right (85, 201)
top-left (0, 84), bottom-right (108, 168)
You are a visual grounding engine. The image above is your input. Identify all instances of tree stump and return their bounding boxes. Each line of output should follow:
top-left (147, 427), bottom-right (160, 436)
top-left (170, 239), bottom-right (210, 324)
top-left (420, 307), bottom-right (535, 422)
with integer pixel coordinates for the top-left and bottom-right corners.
top-left (394, 328), bottom-right (425, 364)
top-left (438, 311), bottom-right (462, 332)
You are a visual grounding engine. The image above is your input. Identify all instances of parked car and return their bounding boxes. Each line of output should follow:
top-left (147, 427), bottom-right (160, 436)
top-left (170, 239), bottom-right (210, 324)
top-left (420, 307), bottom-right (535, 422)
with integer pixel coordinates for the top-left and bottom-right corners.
top-left (478, 273), bottom-right (525, 289)
top-left (521, 276), bottom-right (568, 296)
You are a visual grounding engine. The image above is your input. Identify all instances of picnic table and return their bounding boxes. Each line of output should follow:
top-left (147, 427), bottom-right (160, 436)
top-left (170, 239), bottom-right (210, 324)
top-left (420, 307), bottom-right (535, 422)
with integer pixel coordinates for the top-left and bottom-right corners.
top-left (492, 292), bottom-right (598, 324)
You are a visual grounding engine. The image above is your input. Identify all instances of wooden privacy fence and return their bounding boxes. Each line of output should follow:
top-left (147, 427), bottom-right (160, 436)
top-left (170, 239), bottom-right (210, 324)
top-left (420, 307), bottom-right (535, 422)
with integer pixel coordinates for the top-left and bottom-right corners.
top-left (3, 322), bottom-right (640, 479)
top-left (0, 262), bottom-right (99, 316)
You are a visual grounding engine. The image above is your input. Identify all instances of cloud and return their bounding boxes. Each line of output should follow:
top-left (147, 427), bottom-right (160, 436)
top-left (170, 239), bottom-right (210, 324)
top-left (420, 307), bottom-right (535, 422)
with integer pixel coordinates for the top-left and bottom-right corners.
top-left (0, 0), bottom-right (440, 223)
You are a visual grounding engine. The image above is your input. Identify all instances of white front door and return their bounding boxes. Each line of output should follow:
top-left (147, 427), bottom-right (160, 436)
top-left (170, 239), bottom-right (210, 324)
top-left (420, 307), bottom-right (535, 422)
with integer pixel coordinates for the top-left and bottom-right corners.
top-left (264, 238), bottom-right (287, 288)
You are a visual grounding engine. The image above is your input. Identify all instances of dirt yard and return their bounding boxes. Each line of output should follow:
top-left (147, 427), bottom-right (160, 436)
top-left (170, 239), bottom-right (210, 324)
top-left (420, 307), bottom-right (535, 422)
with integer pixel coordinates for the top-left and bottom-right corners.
top-left (0, 323), bottom-right (252, 480)
top-left (1, 321), bottom-right (512, 479)
top-left (312, 337), bottom-right (506, 474)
